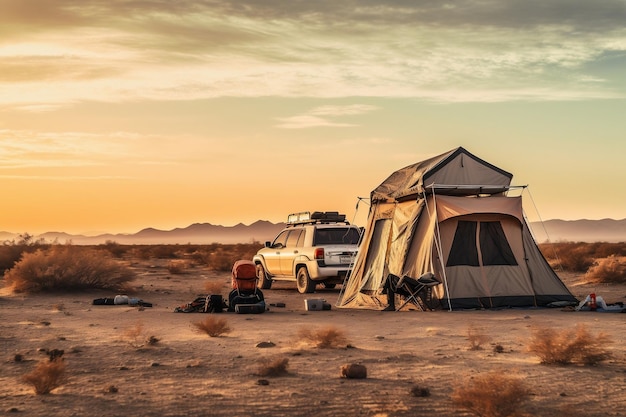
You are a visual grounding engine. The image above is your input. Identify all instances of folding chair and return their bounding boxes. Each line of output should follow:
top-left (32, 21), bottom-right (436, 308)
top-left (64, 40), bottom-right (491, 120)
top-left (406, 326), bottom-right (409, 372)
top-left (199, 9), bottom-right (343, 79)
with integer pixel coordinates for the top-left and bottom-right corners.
top-left (395, 272), bottom-right (440, 311)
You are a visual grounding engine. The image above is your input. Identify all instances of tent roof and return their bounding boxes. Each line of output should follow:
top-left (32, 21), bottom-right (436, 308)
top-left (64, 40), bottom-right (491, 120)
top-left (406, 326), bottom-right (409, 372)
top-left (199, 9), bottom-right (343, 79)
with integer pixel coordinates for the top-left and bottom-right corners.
top-left (371, 147), bottom-right (513, 202)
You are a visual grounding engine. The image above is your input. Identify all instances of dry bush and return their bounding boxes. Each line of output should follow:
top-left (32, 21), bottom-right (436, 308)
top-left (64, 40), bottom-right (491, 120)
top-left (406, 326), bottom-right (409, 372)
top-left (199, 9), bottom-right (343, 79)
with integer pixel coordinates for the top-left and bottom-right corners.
top-left (451, 371), bottom-right (529, 417)
top-left (123, 321), bottom-right (145, 347)
top-left (298, 326), bottom-right (348, 348)
top-left (193, 316), bottom-right (231, 337)
top-left (256, 357), bottom-right (289, 377)
top-left (0, 234), bottom-right (49, 276)
top-left (204, 243), bottom-right (263, 272)
top-left (167, 260), bottom-right (188, 274)
top-left (527, 324), bottom-right (612, 365)
top-left (539, 242), bottom-right (626, 273)
top-left (21, 358), bottom-right (67, 395)
top-left (467, 324), bottom-right (491, 351)
top-left (585, 255), bottom-right (626, 284)
top-left (4, 246), bottom-right (136, 293)
top-left (98, 240), bottom-right (129, 258)
top-left (204, 280), bottom-right (225, 294)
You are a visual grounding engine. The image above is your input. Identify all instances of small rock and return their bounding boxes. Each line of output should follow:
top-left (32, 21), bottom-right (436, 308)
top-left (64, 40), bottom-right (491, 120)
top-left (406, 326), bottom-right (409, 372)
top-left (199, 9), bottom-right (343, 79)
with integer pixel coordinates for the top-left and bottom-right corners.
top-left (375, 335), bottom-right (385, 340)
top-left (340, 363), bottom-right (367, 379)
top-left (6, 407), bottom-right (19, 413)
top-left (410, 385), bottom-right (431, 397)
top-left (255, 341), bottom-right (276, 348)
top-left (107, 385), bottom-right (118, 393)
top-left (257, 379), bottom-right (270, 386)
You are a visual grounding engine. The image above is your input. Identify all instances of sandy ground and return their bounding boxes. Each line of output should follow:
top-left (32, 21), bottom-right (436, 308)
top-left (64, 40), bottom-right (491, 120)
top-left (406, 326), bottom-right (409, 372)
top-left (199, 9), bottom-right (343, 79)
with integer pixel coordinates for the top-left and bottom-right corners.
top-left (1, 260), bottom-right (625, 417)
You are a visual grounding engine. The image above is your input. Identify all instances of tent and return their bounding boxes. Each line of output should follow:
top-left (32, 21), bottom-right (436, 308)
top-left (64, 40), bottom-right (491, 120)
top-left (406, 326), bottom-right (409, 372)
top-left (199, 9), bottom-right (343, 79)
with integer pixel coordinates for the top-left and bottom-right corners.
top-left (338, 147), bottom-right (577, 310)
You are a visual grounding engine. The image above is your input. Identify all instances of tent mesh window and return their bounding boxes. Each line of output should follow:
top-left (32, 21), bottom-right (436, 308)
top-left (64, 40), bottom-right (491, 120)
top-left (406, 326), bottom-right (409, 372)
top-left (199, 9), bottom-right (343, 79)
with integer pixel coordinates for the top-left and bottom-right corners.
top-left (446, 221), bottom-right (517, 267)
top-left (447, 221), bottom-right (479, 266)
top-left (479, 221), bottom-right (518, 266)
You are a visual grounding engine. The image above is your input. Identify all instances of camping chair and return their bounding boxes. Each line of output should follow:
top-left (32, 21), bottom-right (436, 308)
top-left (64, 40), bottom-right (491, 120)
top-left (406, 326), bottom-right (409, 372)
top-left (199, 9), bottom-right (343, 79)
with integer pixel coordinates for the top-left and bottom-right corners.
top-left (395, 272), bottom-right (440, 311)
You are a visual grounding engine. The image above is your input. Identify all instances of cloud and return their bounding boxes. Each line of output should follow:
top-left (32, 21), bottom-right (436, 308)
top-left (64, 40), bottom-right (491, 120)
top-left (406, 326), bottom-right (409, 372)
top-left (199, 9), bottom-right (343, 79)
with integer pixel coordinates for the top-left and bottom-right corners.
top-left (275, 104), bottom-right (379, 128)
top-left (0, 0), bottom-right (625, 107)
top-left (0, 130), bottom-right (132, 169)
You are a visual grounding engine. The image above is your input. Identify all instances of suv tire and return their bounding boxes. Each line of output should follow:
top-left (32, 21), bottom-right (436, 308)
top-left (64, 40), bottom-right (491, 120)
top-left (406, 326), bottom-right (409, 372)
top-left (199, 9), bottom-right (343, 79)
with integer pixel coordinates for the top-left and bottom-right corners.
top-left (296, 267), bottom-right (316, 294)
top-left (256, 263), bottom-right (272, 290)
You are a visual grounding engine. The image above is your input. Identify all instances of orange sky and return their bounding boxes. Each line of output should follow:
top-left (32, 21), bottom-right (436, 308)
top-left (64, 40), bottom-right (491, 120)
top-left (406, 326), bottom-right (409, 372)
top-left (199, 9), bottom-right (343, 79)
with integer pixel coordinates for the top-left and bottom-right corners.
top-left (1, 1), bottom-right (626, 235)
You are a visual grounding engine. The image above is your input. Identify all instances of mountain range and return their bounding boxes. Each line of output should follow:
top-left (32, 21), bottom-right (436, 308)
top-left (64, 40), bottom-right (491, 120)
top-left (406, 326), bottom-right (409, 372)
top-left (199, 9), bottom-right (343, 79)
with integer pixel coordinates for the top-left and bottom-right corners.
top-left (1, 218), bottom-right (625, 245)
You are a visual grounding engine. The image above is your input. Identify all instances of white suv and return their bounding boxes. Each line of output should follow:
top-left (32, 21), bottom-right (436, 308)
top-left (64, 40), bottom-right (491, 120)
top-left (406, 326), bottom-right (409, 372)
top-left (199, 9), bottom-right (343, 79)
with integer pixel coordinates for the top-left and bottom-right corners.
top-left (253, 211), bottom-right (361, 293)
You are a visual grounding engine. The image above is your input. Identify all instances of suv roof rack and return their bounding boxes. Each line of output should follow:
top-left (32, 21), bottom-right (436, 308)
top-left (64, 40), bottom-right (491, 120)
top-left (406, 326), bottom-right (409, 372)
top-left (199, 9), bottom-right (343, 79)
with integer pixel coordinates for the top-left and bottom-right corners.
top-left (287, 211), bottom-right (348, 226)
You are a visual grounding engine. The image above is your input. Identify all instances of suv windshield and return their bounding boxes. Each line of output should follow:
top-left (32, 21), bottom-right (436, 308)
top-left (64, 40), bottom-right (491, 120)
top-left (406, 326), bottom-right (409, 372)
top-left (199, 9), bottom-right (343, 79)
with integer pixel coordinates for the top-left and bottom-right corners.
top-left (313, 227), bottom-right (361, 245)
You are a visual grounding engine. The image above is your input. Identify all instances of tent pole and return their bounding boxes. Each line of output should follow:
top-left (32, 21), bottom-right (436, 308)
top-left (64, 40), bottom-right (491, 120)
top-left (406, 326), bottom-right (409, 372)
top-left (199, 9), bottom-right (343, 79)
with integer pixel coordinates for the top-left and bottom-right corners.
top-left (524, 186), bottom-right (563, 272)
top-left (425, 186), bottom-right (453, 312)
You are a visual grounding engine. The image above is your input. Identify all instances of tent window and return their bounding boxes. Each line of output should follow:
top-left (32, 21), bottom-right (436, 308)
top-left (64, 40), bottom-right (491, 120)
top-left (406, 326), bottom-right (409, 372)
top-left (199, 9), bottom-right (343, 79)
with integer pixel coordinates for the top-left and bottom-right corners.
top-left (479, 221), bottom-right (518, 266)
top-left (447, 221), bottom-right (479, 266)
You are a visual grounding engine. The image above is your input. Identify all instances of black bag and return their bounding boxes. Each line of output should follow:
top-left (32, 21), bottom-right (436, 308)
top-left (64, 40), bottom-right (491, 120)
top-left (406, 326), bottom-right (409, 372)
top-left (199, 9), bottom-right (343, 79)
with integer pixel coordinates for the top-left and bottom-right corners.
top-left (235, 302), bottom-right (266, 314)
top-left (228, 289), bottom-right (264, 313)
top-left (204, 294), bottom-right (225, 313)
top-left (93, 297), bottom-right (115, 305)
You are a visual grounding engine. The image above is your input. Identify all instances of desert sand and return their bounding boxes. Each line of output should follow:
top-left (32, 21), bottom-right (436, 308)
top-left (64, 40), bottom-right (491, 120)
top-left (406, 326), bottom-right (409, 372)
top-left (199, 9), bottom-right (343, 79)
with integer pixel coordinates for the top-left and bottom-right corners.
top-left (1, 259), bottom-right (625, 417)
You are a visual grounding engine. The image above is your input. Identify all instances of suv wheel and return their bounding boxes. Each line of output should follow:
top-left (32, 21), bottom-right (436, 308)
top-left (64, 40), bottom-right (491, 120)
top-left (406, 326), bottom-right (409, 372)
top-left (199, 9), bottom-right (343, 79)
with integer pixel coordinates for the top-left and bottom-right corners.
top-left (256, 263), bottom-right (272, 290)
top-left (296, 267), bottom-right (316, 294)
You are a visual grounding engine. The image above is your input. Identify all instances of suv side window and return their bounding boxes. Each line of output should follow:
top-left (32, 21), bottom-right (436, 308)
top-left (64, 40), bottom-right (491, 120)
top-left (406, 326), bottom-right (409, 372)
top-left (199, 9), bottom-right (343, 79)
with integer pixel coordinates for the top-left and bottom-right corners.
top-left (272, 230), bottom-right (289, 248)
top-left (314, 227), bottom-right (360, 245)
top-left (286, 229), bottom-right (304, 248)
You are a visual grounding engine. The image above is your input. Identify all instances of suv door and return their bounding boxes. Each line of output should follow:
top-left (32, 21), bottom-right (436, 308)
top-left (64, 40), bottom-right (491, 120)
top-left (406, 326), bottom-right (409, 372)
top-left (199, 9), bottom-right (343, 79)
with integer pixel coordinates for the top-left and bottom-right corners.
top-left (264, 230), bottom-right (289, 275)
top-left (279, 228), bottom-right (305, 275)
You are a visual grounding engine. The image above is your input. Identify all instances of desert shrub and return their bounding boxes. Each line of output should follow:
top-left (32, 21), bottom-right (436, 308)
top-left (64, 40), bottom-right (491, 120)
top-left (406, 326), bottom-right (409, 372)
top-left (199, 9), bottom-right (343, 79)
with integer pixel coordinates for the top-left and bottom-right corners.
top-left (527, 324), bottom-right (612, 365)
top-left (204, 280), bottom-right (225, 294)
top-left (193, 316), bottom-right (231, 337)
top-left (256, 357), bottom-right (289, 377)
top-left (557, 244), bottom-right (594, 272)
top-left (98, 240), bottom-right (129, 258)
top-left (148, 245), bottom-right (181, 259)
top-left (298, 326), bottom-right (348, 348)
top-left (204, 243), bottom-right (263, 272)
top-left (451, 371), bottom-right (529, 417)
top-left (21, 358), bottom-right (67, 395)
top-left (592, 242), bottom-right (626, 258)
top-left (4, 246), bottom-right (136, 293)
top-left (122, 321), bottom-right (158, 348)
top-left (0, 234), bottom-right (49, 276)
top-left (467, 324), bottom-right (491, 351)
top-left (539, 242), bottom-right (626, 272)
top-left (585, 255), bottom-right (626, 284)
top-left (167, 260), bottom-right (188, 274)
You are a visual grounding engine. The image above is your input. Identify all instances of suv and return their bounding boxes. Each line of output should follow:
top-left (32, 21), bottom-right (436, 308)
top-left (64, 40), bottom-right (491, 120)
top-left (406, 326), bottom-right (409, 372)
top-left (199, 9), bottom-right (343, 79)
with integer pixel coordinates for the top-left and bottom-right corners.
top-left (253, 211), bottom-right (361, 293)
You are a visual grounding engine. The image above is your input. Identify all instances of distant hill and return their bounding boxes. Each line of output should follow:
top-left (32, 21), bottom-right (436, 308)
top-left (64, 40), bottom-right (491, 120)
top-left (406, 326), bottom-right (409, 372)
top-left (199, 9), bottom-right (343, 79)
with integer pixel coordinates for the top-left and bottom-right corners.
top-left (529, 218), bottom-right (626, 243)
top-left (1, 221), bottom-right (286, 245)
top-left (2, 218), bottom-right (624, 245)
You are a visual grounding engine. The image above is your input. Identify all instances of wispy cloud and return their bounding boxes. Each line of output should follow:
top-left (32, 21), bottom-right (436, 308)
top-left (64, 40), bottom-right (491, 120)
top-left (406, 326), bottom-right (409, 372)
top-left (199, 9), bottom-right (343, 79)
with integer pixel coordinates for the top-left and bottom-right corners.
top-left (0, 174), bottom-right (133, 181)
top-left (0, 130), bottom-right (129, 168)
top-left (0, 0), bottom-right (625, 107)
top-left (276, 104), bottom-right (379, 128)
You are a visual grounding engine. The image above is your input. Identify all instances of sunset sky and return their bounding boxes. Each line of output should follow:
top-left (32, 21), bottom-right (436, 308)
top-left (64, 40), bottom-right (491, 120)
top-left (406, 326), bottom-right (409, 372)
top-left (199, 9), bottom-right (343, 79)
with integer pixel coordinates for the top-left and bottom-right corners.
top-left (1, 1), bottom-right (626, 235)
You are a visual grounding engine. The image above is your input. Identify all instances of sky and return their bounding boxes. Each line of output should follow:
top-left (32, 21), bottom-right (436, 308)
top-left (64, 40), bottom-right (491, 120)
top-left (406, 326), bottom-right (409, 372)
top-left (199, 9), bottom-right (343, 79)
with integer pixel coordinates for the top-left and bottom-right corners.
top-left (1, 0), bottom-right (626, 235)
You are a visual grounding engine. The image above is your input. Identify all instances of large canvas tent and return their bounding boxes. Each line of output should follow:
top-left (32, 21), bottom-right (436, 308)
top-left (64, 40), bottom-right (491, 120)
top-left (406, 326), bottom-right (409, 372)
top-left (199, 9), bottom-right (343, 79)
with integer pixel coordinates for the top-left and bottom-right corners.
top-left (338, 147), bottom-right (577, 310)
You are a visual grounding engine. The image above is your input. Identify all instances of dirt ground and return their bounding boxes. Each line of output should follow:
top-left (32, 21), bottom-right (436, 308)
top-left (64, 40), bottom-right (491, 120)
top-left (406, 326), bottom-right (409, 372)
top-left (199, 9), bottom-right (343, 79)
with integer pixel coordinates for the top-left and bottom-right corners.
top-left (1, 260), bottom-right (625, 417)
